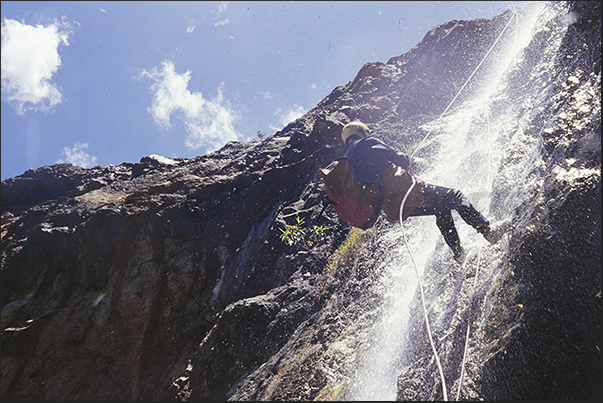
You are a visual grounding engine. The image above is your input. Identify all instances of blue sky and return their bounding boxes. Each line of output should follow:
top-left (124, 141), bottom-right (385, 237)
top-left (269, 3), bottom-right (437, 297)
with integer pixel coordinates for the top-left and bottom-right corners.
top-left (1, 1), bottom-right (529, 180)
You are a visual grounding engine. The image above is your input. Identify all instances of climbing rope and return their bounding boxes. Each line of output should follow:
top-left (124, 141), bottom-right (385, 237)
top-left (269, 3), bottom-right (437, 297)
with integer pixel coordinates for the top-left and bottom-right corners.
top-left (399, 177), bottom-right (449, 401)
top-left (454, 13), bottom-right (517, 394)
top-left (398, 10), bottom-right (519, 401)
top-left (410, 10), bottom-right (519, 159)
top-left (454, 245), bottom-right (483, 401)
top-left (454, 103), bottom-right (492, 402)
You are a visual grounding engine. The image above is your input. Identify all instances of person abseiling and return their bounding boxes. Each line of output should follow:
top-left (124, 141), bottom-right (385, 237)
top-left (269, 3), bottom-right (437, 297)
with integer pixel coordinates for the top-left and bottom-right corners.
top-left (326, 121), bottom-right (507, 264)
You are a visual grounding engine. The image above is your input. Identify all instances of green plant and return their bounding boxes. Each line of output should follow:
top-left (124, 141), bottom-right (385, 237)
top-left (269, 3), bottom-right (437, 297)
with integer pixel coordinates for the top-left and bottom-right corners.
top-left (308, 224), bottom-right (328, 246)
top-left (279, 216), bottom-right (329, 249)
top-left (325, 227), bottom-right (363, 272)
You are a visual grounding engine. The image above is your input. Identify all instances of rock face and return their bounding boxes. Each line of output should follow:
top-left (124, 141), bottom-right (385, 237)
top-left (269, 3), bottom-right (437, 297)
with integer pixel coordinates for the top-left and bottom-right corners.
top-left (1, 1), bottom-right (600, 401)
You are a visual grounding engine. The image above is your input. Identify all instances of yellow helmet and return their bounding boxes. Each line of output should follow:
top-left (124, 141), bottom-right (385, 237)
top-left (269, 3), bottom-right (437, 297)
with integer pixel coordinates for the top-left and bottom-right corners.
top-left (341, 121), bottom-right (369, 144)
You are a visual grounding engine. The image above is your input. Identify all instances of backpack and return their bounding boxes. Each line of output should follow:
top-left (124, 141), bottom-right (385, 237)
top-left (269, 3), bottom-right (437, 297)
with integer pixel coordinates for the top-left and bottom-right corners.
top-left (319, 144), bottom-right (424, 229)
top-left (320, 157), bottom-right (382, 229)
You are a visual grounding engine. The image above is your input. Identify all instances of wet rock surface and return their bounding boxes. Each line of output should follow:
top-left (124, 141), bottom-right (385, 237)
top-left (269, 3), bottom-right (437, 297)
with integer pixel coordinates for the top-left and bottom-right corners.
top-left (1, 1), bottom-right (599, 401)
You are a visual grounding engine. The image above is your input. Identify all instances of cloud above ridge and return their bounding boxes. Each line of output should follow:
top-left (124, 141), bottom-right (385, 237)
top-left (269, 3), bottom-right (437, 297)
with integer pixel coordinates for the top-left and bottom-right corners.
top-left (140, 60), bottom-right (240, 152)
top-left (1, 18), bottom-right (71, 114)
top-left (56, 142), bottom-right (98, 168)
top-left (271, 104), bottom-right (306, 131)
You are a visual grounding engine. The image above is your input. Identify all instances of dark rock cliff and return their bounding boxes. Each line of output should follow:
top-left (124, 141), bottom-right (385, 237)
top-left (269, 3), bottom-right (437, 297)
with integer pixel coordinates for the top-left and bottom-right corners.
top-left (1, 1), bottom-right (599, 401)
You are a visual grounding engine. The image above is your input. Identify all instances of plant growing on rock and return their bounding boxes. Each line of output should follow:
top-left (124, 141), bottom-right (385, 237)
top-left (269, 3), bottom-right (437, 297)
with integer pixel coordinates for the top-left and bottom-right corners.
top-left (279, 216), bottom-right (329, 249)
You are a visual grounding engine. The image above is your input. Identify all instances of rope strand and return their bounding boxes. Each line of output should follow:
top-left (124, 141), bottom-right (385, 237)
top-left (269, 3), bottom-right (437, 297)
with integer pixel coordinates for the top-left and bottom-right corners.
top-left (399, 177), bottom-right (449, 401)
top-left (410, 10), bottom-right (518, 159)
top-left (454, 246), bottom-right (483, 401)
top-left (396, 10), bottom-right (518, 401)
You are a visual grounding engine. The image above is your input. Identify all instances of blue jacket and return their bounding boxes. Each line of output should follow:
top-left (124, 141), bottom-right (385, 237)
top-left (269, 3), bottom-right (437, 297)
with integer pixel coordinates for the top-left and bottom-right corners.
top-left (345, 137), bottom-right (412, 185)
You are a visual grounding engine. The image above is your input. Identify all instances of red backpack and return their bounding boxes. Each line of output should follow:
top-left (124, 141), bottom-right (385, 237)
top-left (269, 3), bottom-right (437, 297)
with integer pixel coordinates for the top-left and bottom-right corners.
top-left (320, 144), bottom-right (424, 229)
top-left (320, 157), bottom-right (382, 229)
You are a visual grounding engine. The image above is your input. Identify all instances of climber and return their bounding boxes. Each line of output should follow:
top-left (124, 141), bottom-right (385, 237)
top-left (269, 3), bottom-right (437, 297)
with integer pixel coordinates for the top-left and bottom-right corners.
top-left (329, 121), bottom-right (507, 264)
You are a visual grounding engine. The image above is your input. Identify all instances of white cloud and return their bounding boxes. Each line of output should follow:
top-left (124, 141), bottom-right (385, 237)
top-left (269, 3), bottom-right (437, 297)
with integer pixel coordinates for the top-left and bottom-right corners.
top-left (1, 18), bottom-right (71, 114)
top-left (186, 18), bottom-right (198, 33)
top-left (217, 2), bottom-right (230, 15)
top-left (214, 2), bottom-right (230, 26)
top-left (140, 60), bottom-right (240, 152)
top-left (214, 19), bottom-right (230, 27)
top-left (272, 104), bottom-right (306, 129)
top-left (56, 142), bottom-right (98, 168)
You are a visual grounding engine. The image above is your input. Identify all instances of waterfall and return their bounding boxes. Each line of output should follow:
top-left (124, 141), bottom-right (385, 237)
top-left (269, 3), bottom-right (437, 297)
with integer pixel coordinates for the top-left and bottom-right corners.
top-left (345, 1), bottom-right (572, 400)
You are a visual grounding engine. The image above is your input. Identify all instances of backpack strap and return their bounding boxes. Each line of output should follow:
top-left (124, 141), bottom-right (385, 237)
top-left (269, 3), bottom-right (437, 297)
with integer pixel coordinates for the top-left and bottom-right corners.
top-left (343, 138), bottom-right (359, 157)
top-left (361, 175), bottom-right (385, 230)
top-left (344, 138), bottom-right (386, 230)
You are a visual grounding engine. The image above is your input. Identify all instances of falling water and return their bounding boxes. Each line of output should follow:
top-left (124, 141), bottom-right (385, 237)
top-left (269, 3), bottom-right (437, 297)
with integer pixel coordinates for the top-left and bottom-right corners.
top-left (345, 2), bottom-right (572, 400)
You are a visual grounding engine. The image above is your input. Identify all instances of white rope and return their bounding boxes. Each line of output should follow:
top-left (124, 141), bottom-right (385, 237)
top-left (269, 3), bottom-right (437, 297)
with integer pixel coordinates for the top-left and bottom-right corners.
top-left (399, 176), bottom-right (449, 401)
top-left (398, 11), bottom-right (519, 399)
top-left (410, 10), bottom-right (518, 159)
top-left (454, 14), bottom-right (513, 391)
top-left (391, 9), bottom-right (519, 401)
top-left (454, 77), bottom-right (498, 399)
top-left (454, 245), bottom-right (483, 401)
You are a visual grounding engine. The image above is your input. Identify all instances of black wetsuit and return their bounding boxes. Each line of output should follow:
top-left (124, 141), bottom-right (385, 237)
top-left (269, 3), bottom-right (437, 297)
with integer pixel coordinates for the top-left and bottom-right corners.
top-left (345, 136), bottom-right (490, 256)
